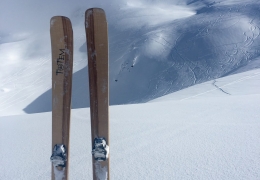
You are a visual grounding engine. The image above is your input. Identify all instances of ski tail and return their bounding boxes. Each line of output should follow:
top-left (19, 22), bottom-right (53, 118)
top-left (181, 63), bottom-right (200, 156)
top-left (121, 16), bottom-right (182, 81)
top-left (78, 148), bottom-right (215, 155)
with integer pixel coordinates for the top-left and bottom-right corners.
top-left (85, 8), bottom-right (110, 180)
top-left (50, 16), bottom-right (73, 180)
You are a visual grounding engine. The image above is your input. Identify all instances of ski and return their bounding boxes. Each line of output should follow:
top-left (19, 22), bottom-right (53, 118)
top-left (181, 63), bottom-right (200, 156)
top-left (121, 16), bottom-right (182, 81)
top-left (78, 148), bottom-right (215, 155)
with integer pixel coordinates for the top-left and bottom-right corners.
top-left (85, 8), bottom-right (110, 180)
top-left (50, 16), bottom-right (73, 180)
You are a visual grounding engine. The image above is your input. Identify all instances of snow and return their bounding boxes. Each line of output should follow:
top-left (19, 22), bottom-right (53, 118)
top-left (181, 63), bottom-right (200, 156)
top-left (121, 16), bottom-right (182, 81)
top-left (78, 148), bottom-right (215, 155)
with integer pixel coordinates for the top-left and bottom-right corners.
top-left (2, 0), bottom-right (260, 115)
top-left (53, 166), bottom-right (65, 180)
top-left (94, 162), bottom-right (108, 180)
top-left (1, 0), bottom-right (260, 179)
top-left (1, 69), bottom-right (260, 179)
top-left (150, 69), bottom-right (260, 102)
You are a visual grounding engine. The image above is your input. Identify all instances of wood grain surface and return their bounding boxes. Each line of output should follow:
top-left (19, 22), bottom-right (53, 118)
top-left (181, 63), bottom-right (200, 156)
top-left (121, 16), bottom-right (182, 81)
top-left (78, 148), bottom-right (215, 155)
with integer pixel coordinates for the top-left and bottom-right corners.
top-left (85, 8), bottom-right (110, 180)
top-left (50, 16), bottom-right (73, 180)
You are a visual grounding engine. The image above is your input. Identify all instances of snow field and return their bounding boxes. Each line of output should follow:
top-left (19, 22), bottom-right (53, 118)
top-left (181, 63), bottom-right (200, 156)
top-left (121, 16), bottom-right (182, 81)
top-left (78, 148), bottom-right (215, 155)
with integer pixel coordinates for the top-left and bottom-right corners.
top-left (1, 69), bottom-right (260, 179)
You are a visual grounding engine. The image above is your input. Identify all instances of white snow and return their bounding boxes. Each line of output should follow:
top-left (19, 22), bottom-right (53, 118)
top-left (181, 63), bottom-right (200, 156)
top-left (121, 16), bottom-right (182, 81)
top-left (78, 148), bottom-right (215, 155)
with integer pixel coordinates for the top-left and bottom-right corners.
top-left (1, 0), bottom-right (260, 114)
top-left (1, 0), bottom-right (260, 179)
top-left (0, 69), bottom-right (260, 179)
top-left (94, 162), bottom-right (108, 180)
top-left (53, 166), bottom-right (65, 180)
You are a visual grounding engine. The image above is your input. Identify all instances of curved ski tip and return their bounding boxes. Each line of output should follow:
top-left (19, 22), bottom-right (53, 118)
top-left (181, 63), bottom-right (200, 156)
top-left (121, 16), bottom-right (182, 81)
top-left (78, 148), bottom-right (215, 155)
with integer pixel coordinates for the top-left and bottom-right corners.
top-left (85, 8), bottom-right (105, 18)
top-left (94, 8), bottom-right (105, 14)
top-left (85, 8), bottom-right (93, 19)
top-left (50, 18), bottom-right (57, 26)
top-left (50, 16), bottom-right (71, 25)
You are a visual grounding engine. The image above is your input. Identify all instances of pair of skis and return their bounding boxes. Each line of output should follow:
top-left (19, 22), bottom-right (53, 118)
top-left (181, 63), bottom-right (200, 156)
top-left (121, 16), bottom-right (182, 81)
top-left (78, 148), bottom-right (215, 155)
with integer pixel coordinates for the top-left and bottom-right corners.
top-left (50, 8), bottom-right (110, 180)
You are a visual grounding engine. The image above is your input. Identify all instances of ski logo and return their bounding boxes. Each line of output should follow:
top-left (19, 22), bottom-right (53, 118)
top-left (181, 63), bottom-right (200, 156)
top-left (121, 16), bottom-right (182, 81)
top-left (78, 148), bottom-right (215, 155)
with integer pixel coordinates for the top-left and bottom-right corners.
top-left (56, 49), bottom-right (65, 75)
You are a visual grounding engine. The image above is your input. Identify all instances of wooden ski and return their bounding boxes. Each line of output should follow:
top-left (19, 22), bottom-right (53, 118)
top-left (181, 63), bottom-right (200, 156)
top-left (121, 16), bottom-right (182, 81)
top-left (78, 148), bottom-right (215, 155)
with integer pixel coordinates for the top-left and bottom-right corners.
top-left (85, 8), bottom-right (110, 180)
top-left (50, 16), bottom-right (73, 180)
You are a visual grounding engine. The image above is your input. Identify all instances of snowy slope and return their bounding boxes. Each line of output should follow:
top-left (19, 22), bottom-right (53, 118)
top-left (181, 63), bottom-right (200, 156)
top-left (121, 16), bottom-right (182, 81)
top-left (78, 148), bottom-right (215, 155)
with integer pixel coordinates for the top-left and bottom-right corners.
top-left (1, 0), bottom-right (260, 116)
top-left (1, 69), bottom-right (260, 180)
top-left (150, 68), bottom-right (260, 102)
top-left (108, 0), bottom-right (260, 104)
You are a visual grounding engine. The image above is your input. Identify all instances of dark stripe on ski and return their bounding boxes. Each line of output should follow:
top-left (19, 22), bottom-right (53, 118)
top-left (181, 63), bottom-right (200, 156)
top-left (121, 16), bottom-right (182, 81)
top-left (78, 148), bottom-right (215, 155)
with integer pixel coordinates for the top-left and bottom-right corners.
top-left (86, 8), bottom-right (99, 138)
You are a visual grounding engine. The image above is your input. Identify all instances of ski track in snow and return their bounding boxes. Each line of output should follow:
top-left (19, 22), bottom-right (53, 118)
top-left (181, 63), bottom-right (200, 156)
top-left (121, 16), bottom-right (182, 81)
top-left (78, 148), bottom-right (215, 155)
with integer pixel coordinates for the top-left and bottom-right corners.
top-left (111, 0), bottom-right (260, 104)
top-left (1, 0), bottom-right (260, 115)
top-left (180, 72), bottom-right (260, 101)
top-left (212, 80), bottom-right (231, 95)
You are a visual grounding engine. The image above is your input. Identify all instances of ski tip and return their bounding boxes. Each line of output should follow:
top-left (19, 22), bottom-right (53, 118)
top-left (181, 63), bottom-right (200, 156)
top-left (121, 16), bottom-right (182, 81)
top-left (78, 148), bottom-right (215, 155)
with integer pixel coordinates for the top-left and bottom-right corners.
top-left (50, 16), bottom-right (71, 27)
top-left (85, 8), bottom-right (105, 18)
top-left (85, 8), bottom-right (106, 28)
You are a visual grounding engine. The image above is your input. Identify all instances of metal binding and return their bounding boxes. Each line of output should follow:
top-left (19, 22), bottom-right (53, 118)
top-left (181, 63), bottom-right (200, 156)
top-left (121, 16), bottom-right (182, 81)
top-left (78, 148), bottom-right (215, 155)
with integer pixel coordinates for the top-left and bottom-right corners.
top-left (92, 137), bottom-right (109, 161)
top-left (50, 144), bottom-right (67, 167)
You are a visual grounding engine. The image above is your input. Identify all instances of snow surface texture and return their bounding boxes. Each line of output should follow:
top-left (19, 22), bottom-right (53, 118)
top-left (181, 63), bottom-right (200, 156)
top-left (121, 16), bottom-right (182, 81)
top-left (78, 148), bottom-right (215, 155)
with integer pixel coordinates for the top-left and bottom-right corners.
top-left (95, 162), bottom-right (108, 180)
top-left (0, 69), bottom-right (260, 179)
top-left (1, 0), bottom-right (260, 116)
top-left (53, 166), bottom-right (65, 180)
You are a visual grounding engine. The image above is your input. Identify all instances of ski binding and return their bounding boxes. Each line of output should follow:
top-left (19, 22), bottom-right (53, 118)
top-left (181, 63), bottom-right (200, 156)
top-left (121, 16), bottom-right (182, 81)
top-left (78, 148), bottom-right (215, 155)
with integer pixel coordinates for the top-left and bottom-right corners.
top-left (50, 144), bottom-right (67, 167)
top-left (92, 137), bottom-right (109, 161)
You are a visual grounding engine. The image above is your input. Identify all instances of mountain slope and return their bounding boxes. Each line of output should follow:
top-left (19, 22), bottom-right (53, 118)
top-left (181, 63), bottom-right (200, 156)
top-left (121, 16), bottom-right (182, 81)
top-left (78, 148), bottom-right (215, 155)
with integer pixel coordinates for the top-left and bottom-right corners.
top-left (1, 0), bottom-right (260, 116)
top-left (1, 69), bottom-right (260, 179)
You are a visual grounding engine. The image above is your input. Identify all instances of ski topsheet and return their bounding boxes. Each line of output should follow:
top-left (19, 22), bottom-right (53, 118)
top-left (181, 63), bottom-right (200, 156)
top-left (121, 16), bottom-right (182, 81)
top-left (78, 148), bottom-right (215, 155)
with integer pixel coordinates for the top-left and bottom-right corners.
top-left (50, 16), bottom-right (73, 180)
top-left (85, 8), bottom-right (110, 180)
